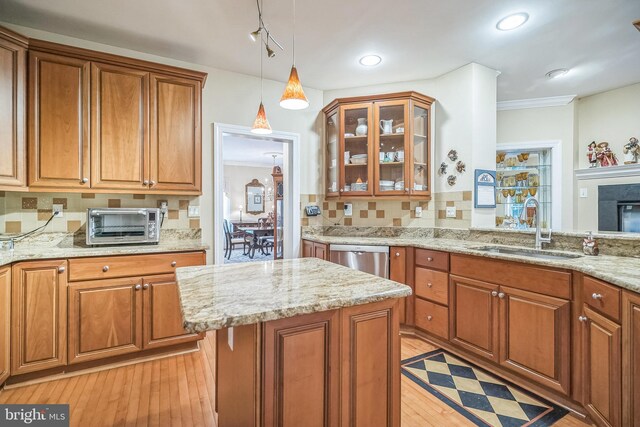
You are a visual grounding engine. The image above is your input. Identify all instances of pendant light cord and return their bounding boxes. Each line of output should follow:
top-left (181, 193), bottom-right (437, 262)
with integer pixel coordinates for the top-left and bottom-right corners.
top-left (292, 0), bottom-right (296, 66)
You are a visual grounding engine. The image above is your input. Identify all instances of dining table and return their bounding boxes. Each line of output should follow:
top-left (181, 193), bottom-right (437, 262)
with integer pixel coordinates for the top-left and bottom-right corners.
top-left (238, 226), bottom-right (275, 258)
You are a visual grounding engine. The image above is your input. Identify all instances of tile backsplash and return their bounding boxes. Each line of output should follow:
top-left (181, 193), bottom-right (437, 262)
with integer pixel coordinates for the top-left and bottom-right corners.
top-left (0, 192), bottom-right (199, 234)
top-left (300, 191), bottom-right (472, 229)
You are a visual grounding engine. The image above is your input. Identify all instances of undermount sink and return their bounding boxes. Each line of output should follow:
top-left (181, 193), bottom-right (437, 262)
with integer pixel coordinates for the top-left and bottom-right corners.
top-left (472, 246), bottom-right (583, 261)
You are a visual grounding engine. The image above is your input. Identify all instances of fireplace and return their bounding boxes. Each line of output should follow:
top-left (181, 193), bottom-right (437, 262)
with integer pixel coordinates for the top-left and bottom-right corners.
top-left (598, 184), bottom-right (640, 232)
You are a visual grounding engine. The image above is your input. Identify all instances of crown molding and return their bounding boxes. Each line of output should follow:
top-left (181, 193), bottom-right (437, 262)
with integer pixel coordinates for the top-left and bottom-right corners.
top-left (497, 95), bottom-right (577, 111)
top-left (575, 163), bottom-right (640, 180)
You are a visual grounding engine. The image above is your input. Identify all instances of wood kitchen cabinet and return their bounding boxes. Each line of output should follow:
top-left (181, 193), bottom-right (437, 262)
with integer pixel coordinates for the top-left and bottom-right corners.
top-left (323, 91), bottom-right (434, 200)
top-left (90, 62), bottom-right (150, 190)
top-left (28, 50), bottom-right (90, 189)
top-left (143, 274), bottom-right (201, 349)
top-left (0, 267), bottom-right (10, 385)
top-left (449, 275), bottom-right (500, 362)
top-left (390, 246), bottom-right (407, 323)
top-left (0, 27), bottom-right (27, 189)
top-left (68, 277), bottom-right (143, 364)
top-left (581, 305), bottom-right (621, 427)
top-left (301, 239), bottom-right (329, 260)
top-left (11, 260), bottom-right (68, 375)
top-left (622, 291), bottom-right (640, 427)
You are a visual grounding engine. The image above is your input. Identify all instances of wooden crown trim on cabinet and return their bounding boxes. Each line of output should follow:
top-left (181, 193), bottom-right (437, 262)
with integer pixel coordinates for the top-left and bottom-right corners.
top-left (0, 25), bottom-right (29, 48)
top-left (322, 91), bottom-right (435, 114)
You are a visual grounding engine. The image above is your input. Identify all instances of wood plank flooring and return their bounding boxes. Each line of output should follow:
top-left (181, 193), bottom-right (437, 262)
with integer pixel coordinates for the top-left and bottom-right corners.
top-left (0, 332), bottom-right (592, 426)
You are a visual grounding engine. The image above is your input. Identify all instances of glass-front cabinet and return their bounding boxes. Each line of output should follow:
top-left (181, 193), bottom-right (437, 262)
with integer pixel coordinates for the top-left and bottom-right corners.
top-left (323, 92), bottom-right (434, 200)
top-left (495, 148), bottom-right (552, 230)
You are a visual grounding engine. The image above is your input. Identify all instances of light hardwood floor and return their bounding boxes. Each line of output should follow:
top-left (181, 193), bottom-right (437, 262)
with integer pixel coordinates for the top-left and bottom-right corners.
top-left (0, 332), bottom-right (591, 427)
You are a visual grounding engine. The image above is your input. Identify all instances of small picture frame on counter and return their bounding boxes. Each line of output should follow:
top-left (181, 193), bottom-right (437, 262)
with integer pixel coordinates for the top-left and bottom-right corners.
top-left (474, 169), bottom-right (496, 208)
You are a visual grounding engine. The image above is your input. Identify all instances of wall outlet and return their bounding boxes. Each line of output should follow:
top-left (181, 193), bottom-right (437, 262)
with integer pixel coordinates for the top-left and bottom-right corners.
top-left (344, 203), bottom-right (353, 217)
top-left (160, 202), bottom-right (168, 216)
top-left (52, 204), bottom-right (64, 218)
top-left (415, 206), bottom-right (423, 218)
top-left (445, 206), bottom-right (457, 218)
top-left (188, 206), bottom-right (200, 218)
top-left (580, 188), bottom-right (588, 198)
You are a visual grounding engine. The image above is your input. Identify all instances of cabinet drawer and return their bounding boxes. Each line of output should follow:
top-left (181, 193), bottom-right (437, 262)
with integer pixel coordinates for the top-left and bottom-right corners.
top-left (415, 299), bottom-right (449, 340)
top-left (583, 276), bottom-right (621, 322)
top-left (415, 267), bottom-right (448, 305)
top-left (415, 249), bottom-right (449, 272)
top-left (69, 251), bottom-right (205, 281)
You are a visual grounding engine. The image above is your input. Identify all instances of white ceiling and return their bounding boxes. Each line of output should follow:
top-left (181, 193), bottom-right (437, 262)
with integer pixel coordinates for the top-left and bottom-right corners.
top-left (1, 0), bottom-right (639, 100)
top-left (222, 133), bottom-right (284, 167)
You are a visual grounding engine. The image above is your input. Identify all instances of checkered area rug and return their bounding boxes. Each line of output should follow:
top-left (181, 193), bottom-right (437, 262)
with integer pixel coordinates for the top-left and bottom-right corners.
top-left (402, 350), bottom-right (568, 427)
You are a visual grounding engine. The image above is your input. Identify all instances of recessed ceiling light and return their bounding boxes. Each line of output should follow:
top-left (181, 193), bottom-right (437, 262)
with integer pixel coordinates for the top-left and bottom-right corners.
top-left (545, 68), bottom-right (569, 79)
top-left (496, 12), bottom-right (529, 31)
top-left (359, 55), bottom-right (382, 66)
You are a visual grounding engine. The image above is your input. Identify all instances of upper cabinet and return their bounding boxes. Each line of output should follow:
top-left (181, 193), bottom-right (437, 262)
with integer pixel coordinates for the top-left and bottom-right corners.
top-left (1, 29), bottom-right (207, 195)
top-left (323, 91), bottom-right (434, 200)
top-left (0, 27), bottom-right (27, 189)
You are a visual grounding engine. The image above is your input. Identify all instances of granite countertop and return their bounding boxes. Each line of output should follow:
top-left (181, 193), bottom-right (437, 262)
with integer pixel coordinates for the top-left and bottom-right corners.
top-left (0, 239), bottom-right (208, 267)
top-left (302, 234), bottom-right (640, 294)
top-left (176, 258), bottom-right (412, 333)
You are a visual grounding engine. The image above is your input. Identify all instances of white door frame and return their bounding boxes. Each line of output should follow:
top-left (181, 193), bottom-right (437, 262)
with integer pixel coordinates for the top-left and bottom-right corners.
top-left (498, 140), bottom-right (562, 230)
top-left (213, 123), bottom-right (301, 265)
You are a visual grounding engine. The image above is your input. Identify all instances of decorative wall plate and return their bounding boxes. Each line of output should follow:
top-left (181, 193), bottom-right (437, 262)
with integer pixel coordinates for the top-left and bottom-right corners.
top-left (448, 150), bottom-right (458, 162)
top-left (439, 162), bottom-right (448, 175)
top-left (447, 175), bottom-right (457, 186)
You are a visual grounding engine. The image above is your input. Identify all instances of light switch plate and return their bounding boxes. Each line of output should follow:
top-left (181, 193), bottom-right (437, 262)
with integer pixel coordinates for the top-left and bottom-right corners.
top-left (344, 203), bottom-right (353, 217)
top-left (580, 188), bottom-right (588, 198)
top-left (415, 206), bottom-right (423, 217)
top-left (445, 206), bottom-right (457, 218)
top-left (188, 206), bottom-right (200, 218)
top-left (52, 204), bottom-right (64, 218)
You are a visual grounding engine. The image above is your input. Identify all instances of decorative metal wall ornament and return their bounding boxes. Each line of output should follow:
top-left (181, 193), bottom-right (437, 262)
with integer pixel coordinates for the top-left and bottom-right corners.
top-left (447, 175), bottom-right (457, 186)
top-left (456, 161), bottom-right (466, 173)
top-left (447, 150), bottom-right (458, 162)
top-left (439, 162), bottom-right (448, 175)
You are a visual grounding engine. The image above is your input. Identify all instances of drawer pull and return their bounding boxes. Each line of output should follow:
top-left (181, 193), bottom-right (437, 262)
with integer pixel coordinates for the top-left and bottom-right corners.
top-left (427, 315), bottom-right (433, 321)
top-left (395, 252), bottom-right (400, 257)
top-left (498, 292), bottom-right (505, 299)
top-left (171, 261), bottom-right (177, 267)
top-left (135, 284), bottom-right (142, 290)
top-left (143, 284), bottom-right (149, 290)
top-left (427, 257), bottom-right (433, 262)
top-left (578, 315), bottom-right (588, 322)
top-left (491, 291), bottom-right (498, 297)
top-left (427, 282), bottom-right (433, 288)
top-left (102, 266), bottom-right (110, 272)
top-left (591, 293), bottom-right (603, 300)
top-left (58, 266), bottom-right (65, 273)
top-left (81, 177), bottom-right (88, 184)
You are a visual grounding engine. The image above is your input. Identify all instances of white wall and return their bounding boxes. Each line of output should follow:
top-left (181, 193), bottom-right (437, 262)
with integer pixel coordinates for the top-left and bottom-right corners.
top-left (3, 22), bottom-right (324, 263)
top-left (577, 82), bottom-right (640, 169)
top-left (223, 164), bottom-right (274, 221)
top-left (497, 103), bottom-right (576, 229)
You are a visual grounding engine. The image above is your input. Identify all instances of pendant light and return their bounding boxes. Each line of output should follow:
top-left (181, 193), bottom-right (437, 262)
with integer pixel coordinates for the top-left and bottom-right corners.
top-left (279, 0), bottom-right (309, 110)
top-left (252, 43), bottom-right (272, 134)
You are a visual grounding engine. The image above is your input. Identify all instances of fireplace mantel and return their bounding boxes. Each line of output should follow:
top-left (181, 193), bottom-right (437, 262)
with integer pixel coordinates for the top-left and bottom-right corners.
top-left (576, 163), bottom-right (640, 180)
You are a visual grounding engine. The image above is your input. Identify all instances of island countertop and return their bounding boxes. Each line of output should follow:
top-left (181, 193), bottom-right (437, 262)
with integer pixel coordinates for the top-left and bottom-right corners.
top-left (176, 257), bottom-right (412, 333)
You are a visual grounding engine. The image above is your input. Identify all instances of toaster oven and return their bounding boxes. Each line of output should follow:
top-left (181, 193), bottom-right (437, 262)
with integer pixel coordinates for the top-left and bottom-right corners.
top-left (86, 208), bottom-right (160, 245)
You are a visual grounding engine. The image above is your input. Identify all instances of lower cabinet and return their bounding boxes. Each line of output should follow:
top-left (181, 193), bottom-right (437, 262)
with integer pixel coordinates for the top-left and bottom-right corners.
top-left (581, 306), bottom-right (621, 427)
top-left (11, 260), bottom-right (68, 375)
top-left (302, 239), bottom-right (329, 260)
top-left (143, 274), bottom-right (201, 349)
top-left (389, 247), bottom-right (407, 323)
top-left (449, 275), bottom-right (500, 362)
top-left (623, 291), bottom-right (640, 427)
top-left (0, 267), bottom-right (10, 384)
top-left (68, 277), bottom-right (143, 364)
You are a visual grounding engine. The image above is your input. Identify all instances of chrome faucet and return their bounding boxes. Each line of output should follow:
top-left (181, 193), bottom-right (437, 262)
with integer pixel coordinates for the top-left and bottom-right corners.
top-left (520, 197), bottom-right (551, 250)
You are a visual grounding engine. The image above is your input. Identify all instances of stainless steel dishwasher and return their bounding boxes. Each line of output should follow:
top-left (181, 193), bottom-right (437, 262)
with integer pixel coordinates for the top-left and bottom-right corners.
top-left (329, 244), bottom-right (390, 278)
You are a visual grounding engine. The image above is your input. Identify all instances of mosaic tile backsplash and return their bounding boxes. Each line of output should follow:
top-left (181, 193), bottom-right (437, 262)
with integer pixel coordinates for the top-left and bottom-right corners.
top-left (0, 192), bottom-right (200, 234)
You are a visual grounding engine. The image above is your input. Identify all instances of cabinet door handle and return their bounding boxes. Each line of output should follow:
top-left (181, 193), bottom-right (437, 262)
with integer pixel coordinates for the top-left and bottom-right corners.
top-left (491, 291), bottom-right (498, 297)
top-left (143, 180), bottom-right (149, 186)
top-left (135, 284), bottom-right (142, 290)
top-left (427, 257), bottom-right (433, 262)
top-left (395, 252), bottom-right (400, 257)
top-left (150, 180), bottom-right (156, 187)
top-left (427, 315), bottom-right (433, 321)
top-left (143, 284), bottom-right (149, 290)
top-left (171, 261), bottom-right (177, 267)
top-left (404, 187), bottom-right (409, 192)
top-left (102, 266), bottom-right (110, 272)
top-left (498, 292), bottom-right (505, 299)
top-left (81, 178), bottom-right (88, 184)
top-left (591, 293), bottom-right (603, 300)
top-left (578, 315), bottom-right (588, 322)
top-left (58, 266), bottom-right (65, 273)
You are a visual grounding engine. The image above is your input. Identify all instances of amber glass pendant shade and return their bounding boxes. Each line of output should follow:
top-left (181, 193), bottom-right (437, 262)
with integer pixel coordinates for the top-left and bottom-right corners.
top-left (251, 102), bottom-right (272, 134)
top-left (280, 66), bottom-right (309, 110)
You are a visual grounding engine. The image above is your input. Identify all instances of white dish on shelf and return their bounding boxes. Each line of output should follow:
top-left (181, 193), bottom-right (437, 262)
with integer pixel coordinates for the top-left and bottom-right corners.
top-left (345, 133), bottom-right (355, 137)
top-left (350, 157), bottom-right (367, 165)
top-left (379, 180), bottom-right (394, 186)
top-left (351, 153), bottom-right (367, 158)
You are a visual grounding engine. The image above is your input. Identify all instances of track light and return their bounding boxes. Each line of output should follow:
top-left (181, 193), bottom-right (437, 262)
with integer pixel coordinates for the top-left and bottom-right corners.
top-left (249, 28), bottom-right (261, 42)
top-left (266, 44), bottom-right (276, 58)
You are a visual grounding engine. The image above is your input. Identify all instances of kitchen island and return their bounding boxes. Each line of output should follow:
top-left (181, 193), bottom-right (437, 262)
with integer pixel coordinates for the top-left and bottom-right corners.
top-left (176, 258), bottom-right (412, 427)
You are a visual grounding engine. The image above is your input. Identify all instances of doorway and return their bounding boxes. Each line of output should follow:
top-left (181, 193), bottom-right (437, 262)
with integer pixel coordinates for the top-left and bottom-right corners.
top-left (213, 123), bottom-right (301, 265)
